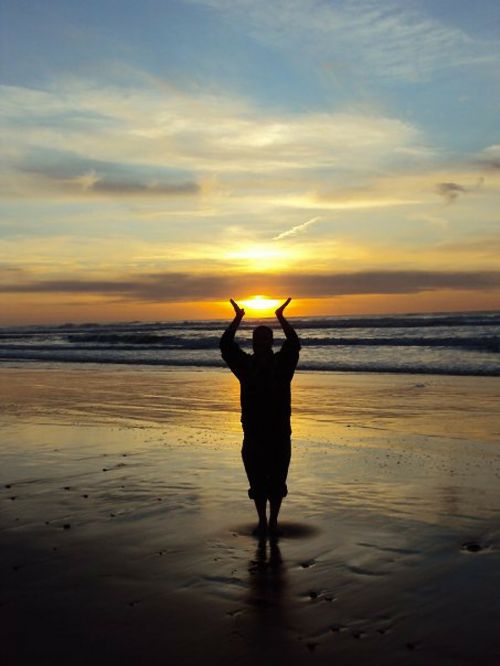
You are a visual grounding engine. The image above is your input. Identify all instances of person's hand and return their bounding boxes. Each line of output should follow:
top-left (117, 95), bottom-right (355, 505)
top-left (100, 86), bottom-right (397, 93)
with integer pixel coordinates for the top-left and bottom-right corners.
top-left (230, 299), bottom-right (245, 319)
top-left (275, 297), bottom-right (291, 318)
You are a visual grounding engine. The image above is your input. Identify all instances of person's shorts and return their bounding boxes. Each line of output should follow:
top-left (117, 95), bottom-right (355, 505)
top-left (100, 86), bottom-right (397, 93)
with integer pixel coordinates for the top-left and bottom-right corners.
top-left (241, 435), bottom-right (291, 501)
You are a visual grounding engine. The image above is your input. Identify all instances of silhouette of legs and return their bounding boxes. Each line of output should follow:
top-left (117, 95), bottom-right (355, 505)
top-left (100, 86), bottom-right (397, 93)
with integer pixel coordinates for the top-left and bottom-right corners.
top-left (243, 437), bottom-right (290, 534)
top-left (252, 496), bottom-right (268, 534)
top-left (269, 496), bottom-right (283, 533)
top-left (251, 496), bottom-right (283, 535)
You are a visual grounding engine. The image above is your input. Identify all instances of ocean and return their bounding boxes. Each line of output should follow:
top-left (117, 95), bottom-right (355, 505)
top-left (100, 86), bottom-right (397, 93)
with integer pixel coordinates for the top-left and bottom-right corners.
top-left (0, 311), bottom-right (499, 376)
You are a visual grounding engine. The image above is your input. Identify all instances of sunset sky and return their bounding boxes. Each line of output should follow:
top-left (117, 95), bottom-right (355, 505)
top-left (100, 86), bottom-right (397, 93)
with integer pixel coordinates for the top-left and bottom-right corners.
top-left (1, 0), bottom-right (500, 324)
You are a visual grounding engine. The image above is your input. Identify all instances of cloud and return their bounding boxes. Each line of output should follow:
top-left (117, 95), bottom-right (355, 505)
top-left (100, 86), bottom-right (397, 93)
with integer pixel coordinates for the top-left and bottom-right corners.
top-left (272, 217), bottom-right (321, 240)
top-left (300, 166), bottom-right (499, 212)
top-left (191, 0), bottom-right (499, 82)
top-left (16, 148), bottom-right (200, 198)
top-left (409, 213), bottom-right (449, 229)
top-left (3, 269), bottom-right (500, 302)
top-left (477, 145), bottom-right (500, 170)
top-left (437, 236), bottom-right (500, 256)
top-left (0, 78), bottom-right (429, 197)
top-left (435, 182), bottom-right (466, 204)
top-left (0, 264), bottom-right (23, 275)
top-left (71, 174), bottom-right (199, 196)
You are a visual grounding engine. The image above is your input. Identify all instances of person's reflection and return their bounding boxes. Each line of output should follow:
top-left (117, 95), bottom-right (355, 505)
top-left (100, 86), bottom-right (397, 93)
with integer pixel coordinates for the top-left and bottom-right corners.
top-left (248, 536), bottom-right (286, 605)
top-left (245, 536), bottom-right (290, 659)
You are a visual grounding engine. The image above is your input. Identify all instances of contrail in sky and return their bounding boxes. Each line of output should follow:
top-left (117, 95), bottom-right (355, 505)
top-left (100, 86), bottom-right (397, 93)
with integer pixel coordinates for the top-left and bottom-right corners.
top-left (272, 216), bottom-right (322, 240)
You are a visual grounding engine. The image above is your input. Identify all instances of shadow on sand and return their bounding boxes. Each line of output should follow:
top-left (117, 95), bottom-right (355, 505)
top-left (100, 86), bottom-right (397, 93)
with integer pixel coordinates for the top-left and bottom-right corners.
top-left (233, 521), bottom-right (320, 539)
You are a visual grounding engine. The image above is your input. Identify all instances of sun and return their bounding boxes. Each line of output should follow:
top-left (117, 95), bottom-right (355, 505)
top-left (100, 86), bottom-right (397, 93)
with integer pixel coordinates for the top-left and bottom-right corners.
top-left (240, 295), bottom-right (280, 314)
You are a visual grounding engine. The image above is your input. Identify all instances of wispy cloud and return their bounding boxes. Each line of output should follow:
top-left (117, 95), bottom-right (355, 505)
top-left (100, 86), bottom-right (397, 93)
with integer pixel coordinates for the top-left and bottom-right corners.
top-left (272, 216), bottom-right (321, 240)
top-left (477, 145), bottom-right (500, 170)
top-left (437, 235), bottom-right (500, 256)
top-left (0, 77), bottom-right (429, 201)
top-left (191, 0), bottom-right (499, 82)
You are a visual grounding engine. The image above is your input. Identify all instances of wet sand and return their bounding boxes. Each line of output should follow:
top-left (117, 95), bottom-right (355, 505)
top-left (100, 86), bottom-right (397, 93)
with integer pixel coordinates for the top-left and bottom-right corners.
top-left (1, 364), bottom-right (500, 665)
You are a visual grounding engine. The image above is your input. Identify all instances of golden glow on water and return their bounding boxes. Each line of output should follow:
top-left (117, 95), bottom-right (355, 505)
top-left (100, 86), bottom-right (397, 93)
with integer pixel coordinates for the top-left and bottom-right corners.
top-left (240, 295), bottom-right (280, 314)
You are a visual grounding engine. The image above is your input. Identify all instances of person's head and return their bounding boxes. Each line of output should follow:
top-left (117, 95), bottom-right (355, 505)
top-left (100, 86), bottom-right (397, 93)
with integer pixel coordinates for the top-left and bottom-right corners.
top-left (252, 325), bottom-right (273, 356)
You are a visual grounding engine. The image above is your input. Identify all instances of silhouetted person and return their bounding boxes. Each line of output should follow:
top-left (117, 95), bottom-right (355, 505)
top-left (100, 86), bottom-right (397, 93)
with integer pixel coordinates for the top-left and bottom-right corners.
top-left (220, 298), bottom-right (301, 535)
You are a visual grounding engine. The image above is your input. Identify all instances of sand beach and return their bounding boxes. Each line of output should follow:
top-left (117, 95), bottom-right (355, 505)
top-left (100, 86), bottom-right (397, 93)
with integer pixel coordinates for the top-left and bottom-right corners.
top-left (1, 364), bottom-right (500, 665)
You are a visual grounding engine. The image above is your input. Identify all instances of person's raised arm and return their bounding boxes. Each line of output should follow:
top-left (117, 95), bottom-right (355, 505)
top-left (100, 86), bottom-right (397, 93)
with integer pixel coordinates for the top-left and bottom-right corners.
top-left (275, 297), bottom-right (300, 348)
top-left (220, 299), bottom-right (248, 377)
top-left (220, 299), bottom-right (245, 345)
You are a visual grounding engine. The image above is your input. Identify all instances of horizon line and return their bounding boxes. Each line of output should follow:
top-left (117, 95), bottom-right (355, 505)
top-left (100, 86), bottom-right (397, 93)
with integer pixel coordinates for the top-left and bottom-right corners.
top-left (2, 307), bottom-right (499, 329)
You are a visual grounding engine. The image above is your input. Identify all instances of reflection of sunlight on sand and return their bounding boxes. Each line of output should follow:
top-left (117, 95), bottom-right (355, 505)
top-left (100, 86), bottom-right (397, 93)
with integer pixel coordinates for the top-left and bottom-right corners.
top-left (3, 366), bottom-right (500, 532)
top-left (292, 371), bottom-right (500, 444)
top-left (2, 365), bottom-right (500, 664)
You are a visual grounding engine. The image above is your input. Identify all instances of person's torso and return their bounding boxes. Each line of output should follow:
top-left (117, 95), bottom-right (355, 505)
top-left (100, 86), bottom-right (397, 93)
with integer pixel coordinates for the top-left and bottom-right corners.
top-left (239, 352), bottom-right (293, 435)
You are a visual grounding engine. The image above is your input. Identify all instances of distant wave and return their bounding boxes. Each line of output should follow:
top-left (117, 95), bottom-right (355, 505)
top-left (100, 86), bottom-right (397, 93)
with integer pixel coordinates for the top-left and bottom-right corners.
top-left (1, 311), bottom-right (499, 377)
top-left (301, 336), bottom-right (500, 352)
top-left (59, 333), bottom-right (500, 352)
top-left (289, 313), bottom-right (500, 330)
top-left (1, 311), bottom-right (500, 338)
top-left (2, 334), bottom-right (496, 352)
top-left (65, 332), bottom-right (216, 346)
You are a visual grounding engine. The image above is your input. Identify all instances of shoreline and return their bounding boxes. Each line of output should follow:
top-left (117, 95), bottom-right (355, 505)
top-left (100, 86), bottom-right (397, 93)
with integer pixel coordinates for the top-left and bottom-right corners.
top-left (2, 365), bottom-right (500, 664)
top-left (2, 356), bottom-right (500, 377)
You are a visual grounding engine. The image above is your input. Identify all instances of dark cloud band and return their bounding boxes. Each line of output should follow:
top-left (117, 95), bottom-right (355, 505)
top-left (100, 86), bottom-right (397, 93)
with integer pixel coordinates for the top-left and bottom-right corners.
top-left (3, 270), bottom-right (500, 302)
